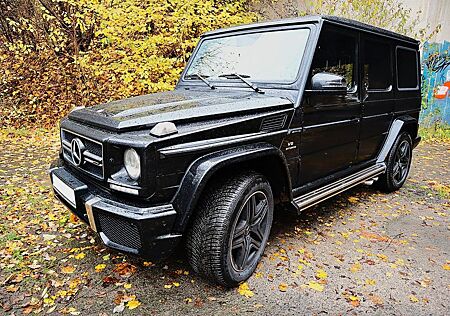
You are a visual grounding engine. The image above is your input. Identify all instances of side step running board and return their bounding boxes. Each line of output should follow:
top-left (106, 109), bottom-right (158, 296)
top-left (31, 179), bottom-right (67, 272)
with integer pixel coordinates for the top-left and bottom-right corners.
top-left (293, 163), bottom-right (386, 212)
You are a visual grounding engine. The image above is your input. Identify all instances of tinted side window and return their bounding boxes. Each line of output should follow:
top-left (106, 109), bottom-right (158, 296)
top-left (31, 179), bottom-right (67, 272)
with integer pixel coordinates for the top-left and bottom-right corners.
top-left (363, 40), bottom-right (391, 90)
top-left (309, 30), bottom-right (356, 91)
top-left (396, 47), bottom-right (418, 89)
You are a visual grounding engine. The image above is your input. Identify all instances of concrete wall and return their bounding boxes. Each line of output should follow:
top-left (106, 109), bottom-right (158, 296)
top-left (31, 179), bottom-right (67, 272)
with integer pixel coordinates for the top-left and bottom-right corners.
top-left (404, 0), bottom-right (450, 125)
top-left (402, 0), bottom-right (449, 43)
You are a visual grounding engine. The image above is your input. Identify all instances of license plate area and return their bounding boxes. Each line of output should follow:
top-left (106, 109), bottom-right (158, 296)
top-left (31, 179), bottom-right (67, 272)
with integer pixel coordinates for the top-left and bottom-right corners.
top-left (52, 173), bottom-right (77, 207)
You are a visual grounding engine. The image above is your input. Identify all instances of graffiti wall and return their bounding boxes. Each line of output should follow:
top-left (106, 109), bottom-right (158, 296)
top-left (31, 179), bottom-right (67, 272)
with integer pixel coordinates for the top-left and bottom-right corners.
top-left (421, 41), bottom-right (450, 126)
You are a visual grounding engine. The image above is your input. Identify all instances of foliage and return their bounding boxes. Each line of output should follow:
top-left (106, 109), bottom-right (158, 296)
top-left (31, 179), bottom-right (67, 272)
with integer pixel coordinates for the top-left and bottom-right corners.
top-left (0, 0), bottom-right (96, 54)
top-left (0, 0), bottom-right (257, 127)
top-left (77, 0), bottom-right (258, 98)
top-left (0, 49), bottom-right (92, 127)
top-left (298, 0), bottom-right (441, 43)
top-left (419, 123), bottom-right (450, 143)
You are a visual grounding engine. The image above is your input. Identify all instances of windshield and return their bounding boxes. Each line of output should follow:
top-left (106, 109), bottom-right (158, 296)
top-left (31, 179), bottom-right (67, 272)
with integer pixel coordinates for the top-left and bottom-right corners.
top-left (185, 28), bottom-right (310, 83)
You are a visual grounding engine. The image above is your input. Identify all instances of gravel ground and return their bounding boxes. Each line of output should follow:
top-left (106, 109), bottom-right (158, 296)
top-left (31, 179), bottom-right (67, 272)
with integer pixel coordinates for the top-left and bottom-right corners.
top-left (0, 130), bottom-right (449, 315)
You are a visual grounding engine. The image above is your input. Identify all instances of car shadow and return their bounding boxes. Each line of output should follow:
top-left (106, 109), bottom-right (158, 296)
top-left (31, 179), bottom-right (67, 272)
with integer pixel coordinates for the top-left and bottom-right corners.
top-left (91, 183), bottom-right (383, 303)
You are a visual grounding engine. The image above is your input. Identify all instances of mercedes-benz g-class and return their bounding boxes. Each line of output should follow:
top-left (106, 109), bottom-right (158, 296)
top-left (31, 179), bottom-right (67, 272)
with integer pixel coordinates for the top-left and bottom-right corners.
top-left (50, 15), bottom-right (421, 287)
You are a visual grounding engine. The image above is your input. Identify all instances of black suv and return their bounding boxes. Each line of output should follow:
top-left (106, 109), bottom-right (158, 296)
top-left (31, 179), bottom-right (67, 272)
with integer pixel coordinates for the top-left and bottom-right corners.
top-left (50, 15), bottom-right (421, 287)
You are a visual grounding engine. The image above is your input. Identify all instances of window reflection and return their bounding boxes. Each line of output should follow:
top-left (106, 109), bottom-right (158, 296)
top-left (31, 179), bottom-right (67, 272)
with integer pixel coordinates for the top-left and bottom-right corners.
top-left (185, 29), bottom-right (310, 83)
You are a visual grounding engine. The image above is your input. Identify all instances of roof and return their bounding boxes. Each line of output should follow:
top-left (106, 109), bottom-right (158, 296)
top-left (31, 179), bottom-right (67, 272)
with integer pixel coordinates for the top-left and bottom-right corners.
top-left (202, 15), bottom-right (419, 45)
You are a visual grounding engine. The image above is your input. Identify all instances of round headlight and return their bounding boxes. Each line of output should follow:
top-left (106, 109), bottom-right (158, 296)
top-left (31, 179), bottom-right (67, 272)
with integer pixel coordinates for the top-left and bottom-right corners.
top-left (124, 148), bottom-right (141, 180)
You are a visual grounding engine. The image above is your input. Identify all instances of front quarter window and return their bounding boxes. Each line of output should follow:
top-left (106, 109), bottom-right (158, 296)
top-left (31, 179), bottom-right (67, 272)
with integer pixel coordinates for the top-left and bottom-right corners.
top-left (185, 28), bottom-right (310, 83)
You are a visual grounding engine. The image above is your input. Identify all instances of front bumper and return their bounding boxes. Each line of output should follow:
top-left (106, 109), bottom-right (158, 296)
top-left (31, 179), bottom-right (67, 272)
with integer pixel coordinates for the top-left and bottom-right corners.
top-left (49, 166), bottom-right (181, 259)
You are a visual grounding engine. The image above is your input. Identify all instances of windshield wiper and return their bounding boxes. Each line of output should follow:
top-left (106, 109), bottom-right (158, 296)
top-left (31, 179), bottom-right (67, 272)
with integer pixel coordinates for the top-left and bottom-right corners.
top-left (218, 73), bottom-right (263, 93)
top-left (185, 73), bottom-right (216, 90)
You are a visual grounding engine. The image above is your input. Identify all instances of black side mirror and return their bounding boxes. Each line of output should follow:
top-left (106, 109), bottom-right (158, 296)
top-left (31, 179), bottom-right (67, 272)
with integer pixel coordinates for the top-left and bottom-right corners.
top-left (311, 72), bottom-right (347, 93)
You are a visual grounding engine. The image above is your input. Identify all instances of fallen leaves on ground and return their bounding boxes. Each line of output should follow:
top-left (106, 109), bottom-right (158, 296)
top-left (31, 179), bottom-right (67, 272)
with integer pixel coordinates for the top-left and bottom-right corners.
top-left (278, 283), bottom-right (288, 292)
top-left (95, 264), bottom-right (107, 272)
top-left (74, 253), bottom-right (86, 260)
top-left (365, 279), bottom-right (376, 286)
top-left (114, 262), bottom-right (137, 277)
top-left (126, 299), bottom-right (141, 310)
top-left (368, 294), bottom-right (384, 306)
top-left (306, 281), bottom-right (324, 292)
top-left (61, 265), bottom-right (76, 274)
top-left (350, 262), bottom-right (362, 273)
top-left (316, 269), bottom-right (328, 280)
top-left (347, 196), bottom-right (359, 203)
top-left (237, 283), bottom-right (254, 298)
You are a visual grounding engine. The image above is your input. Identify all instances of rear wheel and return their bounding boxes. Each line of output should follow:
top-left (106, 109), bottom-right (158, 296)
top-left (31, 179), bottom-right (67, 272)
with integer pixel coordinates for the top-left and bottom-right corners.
top-left (186, 172), bottom-right (273, 287)
top-left (376, 132), bottom-right (412, 192)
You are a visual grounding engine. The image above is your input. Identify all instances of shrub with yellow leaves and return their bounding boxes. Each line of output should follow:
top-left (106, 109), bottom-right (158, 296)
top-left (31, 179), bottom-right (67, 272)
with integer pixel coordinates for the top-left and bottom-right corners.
top-left (78, 0), bottom-right (258, 99)
top-left (0, 0), bottom-right (257, 127)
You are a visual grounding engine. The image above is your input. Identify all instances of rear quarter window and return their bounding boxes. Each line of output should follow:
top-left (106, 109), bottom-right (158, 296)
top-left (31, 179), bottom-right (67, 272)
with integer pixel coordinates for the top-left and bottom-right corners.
top-left (396, 47), bottom-right (419, 90)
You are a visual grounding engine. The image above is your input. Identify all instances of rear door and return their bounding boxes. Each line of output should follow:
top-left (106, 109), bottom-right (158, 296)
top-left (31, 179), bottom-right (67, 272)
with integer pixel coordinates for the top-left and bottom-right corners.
top-left (299, 25), bottom-right (361, 184)
top-left (356, 35), bottom-right (394, 163)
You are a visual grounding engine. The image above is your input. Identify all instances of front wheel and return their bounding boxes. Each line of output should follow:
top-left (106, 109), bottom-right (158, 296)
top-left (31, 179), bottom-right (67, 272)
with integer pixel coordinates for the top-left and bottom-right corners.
top-left (186, 172), bottom-right (273, 287)
top-left (376, 132), bottom-right (412, 192)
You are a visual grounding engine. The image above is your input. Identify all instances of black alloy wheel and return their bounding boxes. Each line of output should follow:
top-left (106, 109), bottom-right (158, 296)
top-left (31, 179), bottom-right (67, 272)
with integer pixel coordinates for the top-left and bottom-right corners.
top-left (186, 172), bottom-right (274, 287)
top-left (229, 190), bottom-right (270, 272)
top-left (392, 139), bottom-right (411, 187)
top-left (376, 132), bottom-right (412, 192)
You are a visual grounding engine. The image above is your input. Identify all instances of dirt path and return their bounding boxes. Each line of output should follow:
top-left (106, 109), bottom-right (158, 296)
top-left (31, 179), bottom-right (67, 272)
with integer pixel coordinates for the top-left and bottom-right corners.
top-left (0, 129), bottom-right (449, 315)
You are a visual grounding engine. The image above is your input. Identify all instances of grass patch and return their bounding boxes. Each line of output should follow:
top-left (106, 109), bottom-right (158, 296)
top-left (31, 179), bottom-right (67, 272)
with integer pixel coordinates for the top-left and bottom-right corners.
top-left (0, 230), bottom-right (20, 245)
top-left (419, 123), bottom-right (450, 143)
top-left (431, 183), bottom-right (450, 199)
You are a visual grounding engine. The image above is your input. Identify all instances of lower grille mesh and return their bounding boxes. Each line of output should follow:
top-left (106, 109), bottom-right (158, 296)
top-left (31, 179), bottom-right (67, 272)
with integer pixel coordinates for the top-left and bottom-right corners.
top-left (97, 213), bottom-right (142, 250)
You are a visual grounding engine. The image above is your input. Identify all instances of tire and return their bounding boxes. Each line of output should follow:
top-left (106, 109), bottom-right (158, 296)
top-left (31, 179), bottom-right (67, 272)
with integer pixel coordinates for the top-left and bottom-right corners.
top-left (186, 171), bottom-right (274, 287)
top-left (376, 132), bottom-right (412, 192)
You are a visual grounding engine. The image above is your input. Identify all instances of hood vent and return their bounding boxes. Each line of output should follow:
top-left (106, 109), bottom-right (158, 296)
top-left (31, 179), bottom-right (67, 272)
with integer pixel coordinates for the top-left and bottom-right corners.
top-left (260, 114), bottom-right (288, 132)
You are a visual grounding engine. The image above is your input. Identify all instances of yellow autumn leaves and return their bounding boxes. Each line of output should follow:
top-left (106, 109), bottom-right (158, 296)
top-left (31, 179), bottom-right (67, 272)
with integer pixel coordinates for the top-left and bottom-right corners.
top-left (1, 0), bottom-right (257, 128)
top-left (61, 265), bottom-right (76, 274)
top-left (95, 263), bottom-right (107, 272)
top-left (238, 268), bottom-right (329, 297)
top-left (238, 255), bottom-right (419, 299)
top-left (75, 0), bottom-right (258, 98)
top-left (127, 299), bottom-right (141, 310)
top-left (316, 269), bottom-right (327, 279)
top-left (350, 262), bottom-right (362, 273)
top-left (74, 252), bottom-right (86, 260)
top-left (306, 281), bottom-right (324, 292)
top-left (238, 282), bottom-right (254, 298)
top-left (164, 282), bottom-right (181, 289)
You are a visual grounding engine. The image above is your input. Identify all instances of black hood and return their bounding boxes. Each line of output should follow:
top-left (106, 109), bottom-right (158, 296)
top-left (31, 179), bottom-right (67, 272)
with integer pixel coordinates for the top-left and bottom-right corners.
top-left (68, 89), bottom-right (293, 132)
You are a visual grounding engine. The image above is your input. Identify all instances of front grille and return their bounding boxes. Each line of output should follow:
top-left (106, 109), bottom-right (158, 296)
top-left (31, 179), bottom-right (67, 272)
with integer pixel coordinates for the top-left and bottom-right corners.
top-left (61, 129), bottom-right (104, 179)
top-left (97, 212), bottom-right (142, 250)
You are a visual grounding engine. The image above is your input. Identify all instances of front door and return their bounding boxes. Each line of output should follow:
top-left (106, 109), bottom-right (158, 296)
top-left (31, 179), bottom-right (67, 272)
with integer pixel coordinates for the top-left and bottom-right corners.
top-left (299, 25), bottom-right (361, 185)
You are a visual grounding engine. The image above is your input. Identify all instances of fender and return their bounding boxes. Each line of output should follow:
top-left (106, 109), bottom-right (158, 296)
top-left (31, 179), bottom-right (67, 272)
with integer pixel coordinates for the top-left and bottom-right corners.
top-left (376, 115), bottom-right (418, 163)
top-left (171, 142), bottom-right (292, 232)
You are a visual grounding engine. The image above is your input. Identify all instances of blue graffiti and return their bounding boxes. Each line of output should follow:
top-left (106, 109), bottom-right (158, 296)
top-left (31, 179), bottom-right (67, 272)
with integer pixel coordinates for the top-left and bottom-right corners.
top-left (421, 41), bottom-right (450, 126)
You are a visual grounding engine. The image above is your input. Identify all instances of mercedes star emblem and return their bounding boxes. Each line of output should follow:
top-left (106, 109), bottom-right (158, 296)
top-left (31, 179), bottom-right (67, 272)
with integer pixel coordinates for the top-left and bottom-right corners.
top-left (70, 138), bottom-right (85, 166)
